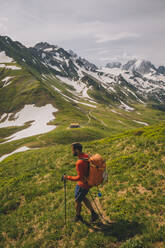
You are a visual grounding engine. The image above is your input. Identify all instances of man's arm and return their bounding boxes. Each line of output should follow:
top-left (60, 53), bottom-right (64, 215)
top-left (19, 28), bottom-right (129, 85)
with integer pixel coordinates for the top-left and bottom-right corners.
top-left (65, 161), bottom-right (84, 181)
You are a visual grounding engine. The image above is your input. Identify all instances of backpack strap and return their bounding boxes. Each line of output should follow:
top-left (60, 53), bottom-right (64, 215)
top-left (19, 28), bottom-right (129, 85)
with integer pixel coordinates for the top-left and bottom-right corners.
top-left (79, 157), bottom-right (90, 182)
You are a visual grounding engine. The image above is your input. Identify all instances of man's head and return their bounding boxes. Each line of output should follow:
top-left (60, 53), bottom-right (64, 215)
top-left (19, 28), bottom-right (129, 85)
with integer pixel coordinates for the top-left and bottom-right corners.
top-left (71, 142), bottom-right (83, 156)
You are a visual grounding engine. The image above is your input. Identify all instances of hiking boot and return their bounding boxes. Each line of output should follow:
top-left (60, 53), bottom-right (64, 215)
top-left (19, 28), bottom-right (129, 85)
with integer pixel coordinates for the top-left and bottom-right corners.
top-left (74, 215), bottom-right (84, 222)
top-left (91, 211), bottom-right (99, 222)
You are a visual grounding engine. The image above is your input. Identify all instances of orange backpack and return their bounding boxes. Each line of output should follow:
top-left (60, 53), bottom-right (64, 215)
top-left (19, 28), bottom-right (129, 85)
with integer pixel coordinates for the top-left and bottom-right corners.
top-left (87, 154), bottom-right (107, 187)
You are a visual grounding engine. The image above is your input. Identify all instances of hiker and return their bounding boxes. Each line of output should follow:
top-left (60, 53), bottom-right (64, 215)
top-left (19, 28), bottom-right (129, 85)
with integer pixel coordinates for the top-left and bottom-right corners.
top-left (64, 142), bottom-right (99, 222)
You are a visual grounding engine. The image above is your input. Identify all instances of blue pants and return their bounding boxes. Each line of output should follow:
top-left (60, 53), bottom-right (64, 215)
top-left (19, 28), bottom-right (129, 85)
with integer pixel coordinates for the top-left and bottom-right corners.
top-left (75, 185), bottom-right (89, 203)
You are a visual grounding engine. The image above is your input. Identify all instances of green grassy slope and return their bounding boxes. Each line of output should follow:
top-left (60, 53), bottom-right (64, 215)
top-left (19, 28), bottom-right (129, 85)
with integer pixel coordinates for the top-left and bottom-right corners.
top-left (0, 123), bottom-right (164, 248)
top-left (0, 67), bottom-right (52, 114)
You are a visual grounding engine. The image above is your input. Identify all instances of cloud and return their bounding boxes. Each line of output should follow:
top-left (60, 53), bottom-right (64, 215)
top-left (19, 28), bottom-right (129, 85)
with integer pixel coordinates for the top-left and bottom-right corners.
top-left (0, 17), bottom-right (8, 34)
top-left (1, 0), bottom-right (165, 66)
top-left (95, 32), bottom-right (141, 43)
top-left (99, 52), bottom-right (140, 63)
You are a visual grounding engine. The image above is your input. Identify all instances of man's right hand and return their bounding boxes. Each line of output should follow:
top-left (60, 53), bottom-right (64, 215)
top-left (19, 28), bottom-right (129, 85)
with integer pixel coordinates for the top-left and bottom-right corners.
top-left (61, 174), bottom-right (67, 181)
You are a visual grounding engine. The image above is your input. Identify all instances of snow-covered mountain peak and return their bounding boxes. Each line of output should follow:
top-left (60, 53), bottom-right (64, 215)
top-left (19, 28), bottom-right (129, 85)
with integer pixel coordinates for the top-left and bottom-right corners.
top-left (122, 59), bottom-right (156, 74)
top-left (1, 35), bottom-right (165, 111)
top-left (32, 41), bottom-right (98, 78)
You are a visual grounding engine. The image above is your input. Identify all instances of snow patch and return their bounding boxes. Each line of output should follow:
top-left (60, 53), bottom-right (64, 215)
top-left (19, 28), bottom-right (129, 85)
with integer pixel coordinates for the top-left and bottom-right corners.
top-left (101, 67), bottom-right (123, 76)
top-left (144, 73), bottom-right (165, 83)
top-left (118, 120), bottom-right (124, 124)
top-left (0, 51), bottom-right (13, 63)
top-left (0, 64), bottom-right (21, 70)
top-left (111, 109), bottom-right (119, 114)
top-left (133, 120), bottom-right (148, 126)
top-left (51, 85), bottom-right (96, 108)
top-left (126, 88), bottom-right (144, 103)
top-left (0, 104), bottom-right (58, 142)
top-left (2, 76), bottom-right (15, 87)
top-left (65, 59), bottom-right (69, 67)
top-left (51, 85), bottom-right (61, 93)
top-left (0, 113), bottom-right (8, 121)
top-left (49, 64), bottom-right (61, 72)
top-left (0, 146), bottom-right (30, 163)
top-left (44, 48), bottom-right (53, 52)
top-left (111, 109), bottom-right (122, 115)
top-left (57, 76), bottom-right (84, 94)
top-left (74, 62), bottom-right (85, 78)
top-left (0, 64), bottom-right (6, 68)
top-left (61, 91), bottom-right (96, 108)
top-left (56, 75), bottom-right (96, 101)
top-left (134, 59), bottom-right (143, 69)
top-left (119, 101), bottom-right (134, 111)
top-left (85, 70), bottom-right (117, 93)
top-left (7, 65), bottom-right (21, 70)
top-left (42, 53), bottom-right (46, 59)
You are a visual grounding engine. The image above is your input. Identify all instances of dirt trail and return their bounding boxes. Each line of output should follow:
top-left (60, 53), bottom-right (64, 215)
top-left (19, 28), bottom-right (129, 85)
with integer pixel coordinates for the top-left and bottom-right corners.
top-left (87, 110), bottom-right (108, 127)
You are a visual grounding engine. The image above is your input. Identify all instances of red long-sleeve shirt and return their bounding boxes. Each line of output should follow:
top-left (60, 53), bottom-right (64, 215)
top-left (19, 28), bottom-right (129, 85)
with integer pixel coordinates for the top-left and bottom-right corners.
top-left (67, 153), bottom-right (90, 189)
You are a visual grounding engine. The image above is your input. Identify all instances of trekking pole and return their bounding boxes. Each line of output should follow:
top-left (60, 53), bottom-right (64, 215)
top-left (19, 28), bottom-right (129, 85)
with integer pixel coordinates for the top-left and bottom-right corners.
top-left (61, 174), bottom-right (67, 225)
top-left (89, 191), bottom-right (108, 223)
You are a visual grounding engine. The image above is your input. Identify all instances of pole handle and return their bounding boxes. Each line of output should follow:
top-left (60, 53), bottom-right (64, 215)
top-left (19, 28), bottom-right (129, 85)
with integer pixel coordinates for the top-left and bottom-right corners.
top-left (61, 174), bottom-right (66, 182)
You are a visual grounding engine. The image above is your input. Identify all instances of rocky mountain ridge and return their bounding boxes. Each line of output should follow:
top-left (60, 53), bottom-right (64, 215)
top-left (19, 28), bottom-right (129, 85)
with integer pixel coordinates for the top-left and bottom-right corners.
top-left (106, 59), bottom-right (165, 75)
top-left (1, 35), bottom-right (165, 114)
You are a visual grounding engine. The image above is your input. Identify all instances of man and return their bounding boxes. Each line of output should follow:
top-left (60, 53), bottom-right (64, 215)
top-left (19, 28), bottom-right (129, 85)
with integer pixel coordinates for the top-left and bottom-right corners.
top-left (64, 142), bottom-right (99, 222)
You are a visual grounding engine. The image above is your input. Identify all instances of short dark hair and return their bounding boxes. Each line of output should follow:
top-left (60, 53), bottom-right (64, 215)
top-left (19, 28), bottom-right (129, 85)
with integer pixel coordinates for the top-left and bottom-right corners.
top-left (71, 142), bottom-right (83, 152)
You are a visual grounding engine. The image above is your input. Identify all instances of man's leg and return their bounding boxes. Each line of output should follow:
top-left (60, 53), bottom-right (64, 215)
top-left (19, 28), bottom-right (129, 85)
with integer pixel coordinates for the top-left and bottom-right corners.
top-left (75, 201), bottom-right (82, 216)
top-left (74, 185), bottom-right (98, 221)
top-left (82, 196), bottom-right (94, 212)
top-left (74, 201), bottom-right (84, 222)
top-left (74, 185), bottom-right (84, 221)
top-left (83, 196), bottom-right (99, 221)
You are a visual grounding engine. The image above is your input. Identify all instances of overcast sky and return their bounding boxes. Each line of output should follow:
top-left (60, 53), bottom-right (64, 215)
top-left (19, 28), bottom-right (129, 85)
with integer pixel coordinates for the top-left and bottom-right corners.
top-left (0, 0), bottom-right (165, 67)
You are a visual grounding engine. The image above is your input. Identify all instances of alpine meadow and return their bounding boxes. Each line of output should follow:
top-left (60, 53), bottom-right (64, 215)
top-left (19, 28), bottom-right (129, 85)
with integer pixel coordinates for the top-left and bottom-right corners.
top-left (0, 35), bottom-right (165, 248)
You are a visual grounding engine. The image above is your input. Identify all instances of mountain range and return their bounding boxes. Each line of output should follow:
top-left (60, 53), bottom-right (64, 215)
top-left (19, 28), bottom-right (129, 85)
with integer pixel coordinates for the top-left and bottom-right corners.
top-left (0, 35), bottom-right (165, 143)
